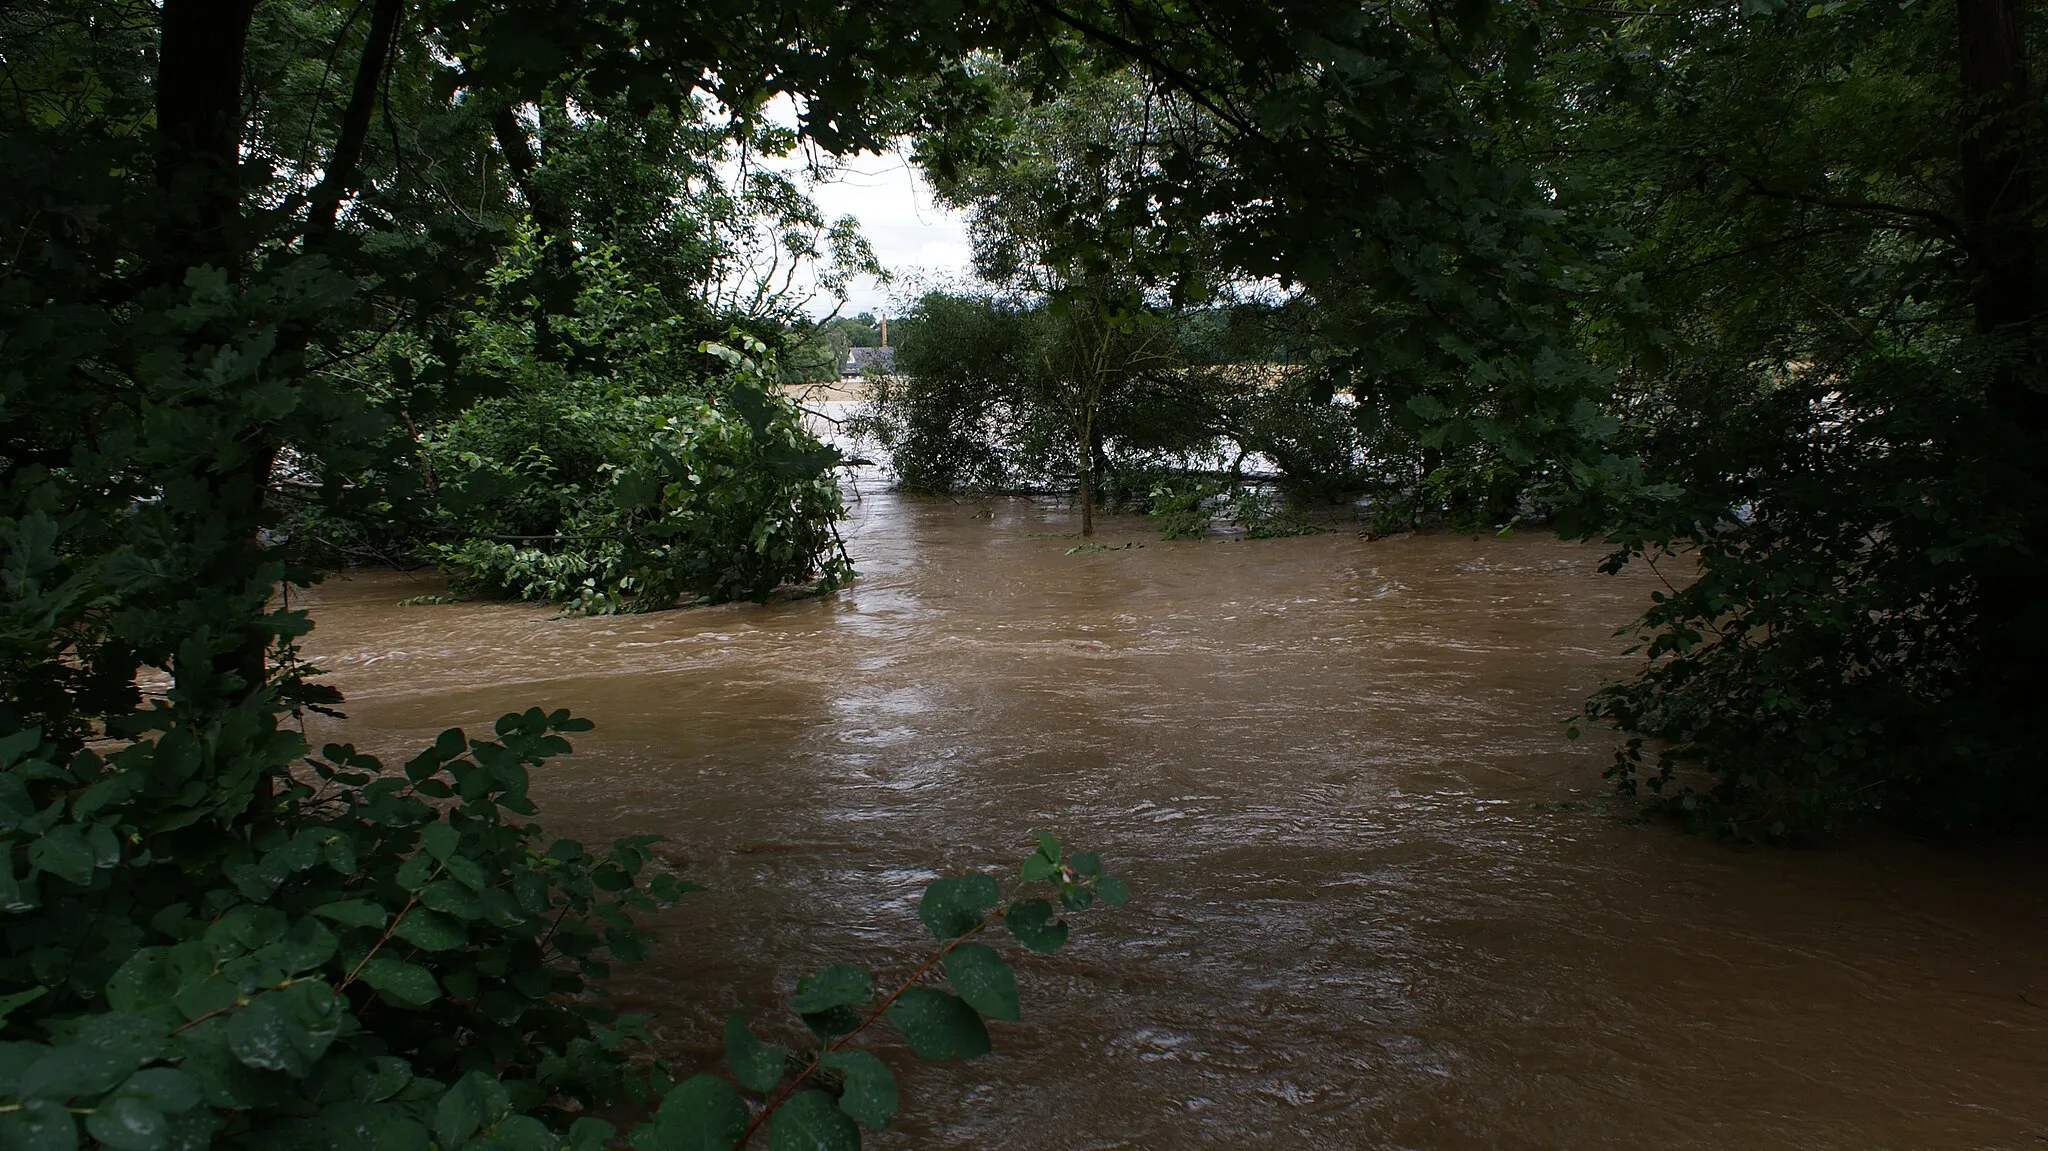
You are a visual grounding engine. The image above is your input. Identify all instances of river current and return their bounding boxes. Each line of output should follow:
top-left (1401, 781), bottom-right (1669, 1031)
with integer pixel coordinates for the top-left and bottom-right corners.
top-left (300, 490), bottom-right (2048, 1150)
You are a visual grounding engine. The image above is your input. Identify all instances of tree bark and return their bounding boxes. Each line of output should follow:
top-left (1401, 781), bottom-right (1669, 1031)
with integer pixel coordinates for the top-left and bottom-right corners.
top-left (1077, 404), bottom-right (1096, 537)
top-left (1957, 0), bottom-right (2045, 710)
top-left (1959, 0), bottom-right (2037, 338)
top-left (155, 0), bottom-right (261, 276)
top-left (157, 0), bottom-right (273, 708)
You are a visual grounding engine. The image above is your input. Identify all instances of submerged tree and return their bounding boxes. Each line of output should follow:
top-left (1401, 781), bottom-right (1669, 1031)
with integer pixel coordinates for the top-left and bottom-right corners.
top-left (923, 65), bottom-right (1216, 534)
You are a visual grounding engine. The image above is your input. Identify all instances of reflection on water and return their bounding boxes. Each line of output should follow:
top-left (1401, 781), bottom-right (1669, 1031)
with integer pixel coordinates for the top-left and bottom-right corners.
top-left (301, 491), bottom-right (2048, 1150)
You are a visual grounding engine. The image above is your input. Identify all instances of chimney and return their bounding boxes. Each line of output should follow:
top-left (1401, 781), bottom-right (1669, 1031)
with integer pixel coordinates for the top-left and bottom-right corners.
top-left (879, 315), bottom-right (888, 348)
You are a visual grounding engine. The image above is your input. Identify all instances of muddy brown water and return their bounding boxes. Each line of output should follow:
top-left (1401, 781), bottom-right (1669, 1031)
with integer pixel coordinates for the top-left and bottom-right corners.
top-left (299, 492), bottom-right (2048, 1150)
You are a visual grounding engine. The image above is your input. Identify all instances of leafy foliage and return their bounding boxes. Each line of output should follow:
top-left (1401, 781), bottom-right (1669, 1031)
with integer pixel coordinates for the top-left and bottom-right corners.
top-left (667, 834), bottom-right (1130, 1150)
top-left (425, 333), bottom-right (850, 612)
top-left (858, 292), bottom-right (1371, 515)
top-left (1, 707), bottom-right (690, 1150)
top-left (2, 5), bottom-right (1143, 1151)
top-left (1535, 0), bottom-right (2048, 834)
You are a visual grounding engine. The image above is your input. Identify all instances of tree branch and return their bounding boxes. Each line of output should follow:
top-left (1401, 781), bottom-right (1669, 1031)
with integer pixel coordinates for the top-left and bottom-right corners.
top-left (304, 0), bottom-right (404, 238)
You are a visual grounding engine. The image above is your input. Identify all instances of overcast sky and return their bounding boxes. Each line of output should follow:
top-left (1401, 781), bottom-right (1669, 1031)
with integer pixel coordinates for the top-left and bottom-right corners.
top-left (801, 149), bottom-right (975, 320)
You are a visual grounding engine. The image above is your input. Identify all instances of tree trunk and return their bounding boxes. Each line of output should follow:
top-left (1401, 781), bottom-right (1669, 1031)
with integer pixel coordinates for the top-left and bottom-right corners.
top-left (1957, 0), bottom-right (2045, 714)
top-left (158, 0), bottom-right (272, 704)
top-left (492, 103), bottom-right (575, 357)
top-left (1078, 425), bottom-right (1095, 537)
top-left (155, 0), bottom-right (260, 276)
top-left (1960, 0), bottom-right (2037, 338)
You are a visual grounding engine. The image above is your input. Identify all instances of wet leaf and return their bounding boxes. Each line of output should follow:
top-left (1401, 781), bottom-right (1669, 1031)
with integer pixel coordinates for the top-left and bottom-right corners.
top-left (357, 959), bottom-right (439, 1007)
top-left (227, 992), bottom-right (297, 1074)
top-left (0, 985), bottom-right (47, 1024)
top-left (723, 1012), bottom-right (787, 1093)
top-left (767, 1090), bottom-right (857, 1151)
top-left (798, 1005), bottom-right (861, 1042)
top-left (28, 825), bottom-right (93, 886)
top-left (631, 1075), bottom-right (748, 1151)
top-left (883, 989), bottom-right (990, 1061)
top-left (418, 879), bottom-right (482, 919)
top-left (0, 1098), bottom-right (77, 1151)
top-left (391, 908), bottom-right (466, 951)
top-left (434, 1071), bottom-right (489, 1148)
top-left (1002, 899), bottom-right (1069, 953)
top-left (312, 900), bottom-right (388, 929)
top-left (352, 1056), bottom-right (412, 1103)
top-left (84, 1095), bottom-right (164, 1151)
top-left (917, 875), bottom-right (998, 940)
top-left (790, 964), bottom-right (870, 1014)
top-left (419, 822), bottom-right (459, 861)
top-left (568, 1117), bottom-right (617, 1151)
top-left (941, 942), bottom-right (1020, 1021)
top-left (819, 1049), bottom-right (896, 1129)
top-left (115, 1067), bottom-right (202, 1114)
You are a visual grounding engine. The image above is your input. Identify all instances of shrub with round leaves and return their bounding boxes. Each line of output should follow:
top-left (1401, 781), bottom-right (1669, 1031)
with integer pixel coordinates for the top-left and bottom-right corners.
top-left (0, 703), bottom-right (1127, 1150)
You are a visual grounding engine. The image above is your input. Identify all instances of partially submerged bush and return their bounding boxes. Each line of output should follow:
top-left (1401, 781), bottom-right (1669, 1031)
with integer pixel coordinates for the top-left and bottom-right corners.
top-left (430, 343), bottom-right (848, 612)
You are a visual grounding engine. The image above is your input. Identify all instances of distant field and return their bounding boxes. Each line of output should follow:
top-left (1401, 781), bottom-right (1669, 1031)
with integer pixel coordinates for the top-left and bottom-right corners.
top-left (775, 378), bottom-right (874, 403)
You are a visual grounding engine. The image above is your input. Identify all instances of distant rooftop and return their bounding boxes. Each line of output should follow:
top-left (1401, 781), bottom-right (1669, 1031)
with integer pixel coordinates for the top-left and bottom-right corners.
top-left (842, 345), bottom-right (896, 376)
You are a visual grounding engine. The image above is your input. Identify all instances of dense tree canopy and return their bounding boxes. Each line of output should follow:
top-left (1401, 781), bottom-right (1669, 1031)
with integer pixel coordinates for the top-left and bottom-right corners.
top-left (1, 0), bottom-right (2042, 1146)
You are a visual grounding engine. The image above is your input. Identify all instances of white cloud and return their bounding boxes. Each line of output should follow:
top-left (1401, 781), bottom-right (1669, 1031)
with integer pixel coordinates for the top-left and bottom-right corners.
top-left (729, 96), bottom-right (976, 320)
top-left (804, 150), bottom-right (974, 319)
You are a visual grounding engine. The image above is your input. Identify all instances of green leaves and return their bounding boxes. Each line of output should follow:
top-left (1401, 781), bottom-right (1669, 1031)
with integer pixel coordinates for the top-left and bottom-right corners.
top-left (86, 1092), bottom-right (170, 1150)
top-left (884, 989), bottom-right (990, 1061)
top-left (419, 821), bottom-right (459, 861)
top-left (26, 824), bottom-right (94, 886)
top-left (355, 958), bottom-right (439, 1008)
top-left (1020, 832), bottom-right (1130, 915)
top-left (226, 983), bottom-right (343, 1076)
top-left (0, 1097), bottom-right (75, 1151)
top-left (817, 1050), bottom-right (896, 1129)
top-left (724, 1013), bottom-right (788, 1093)
top-left (435, 1071), bottom-right (512, 1148)
top-left (767, 1090), bottom-right (858, 1151)
top-left (917, 875), bottom-right (998, 940)
top-left (683, 836), bottom-right (1127, 1148)
top-left (631, 1076), bottom-right (748, 1151)
top-left (790, 965), bottom-right (871, 1014)
top-left (940, 943), bottom-right (1019, 1021)
top-left (1002, 899), bottom-right (1070, 953)
top-left (312, 900), bottom-right (388, 929)
top-left (390, 908), bottom-right (467, 952)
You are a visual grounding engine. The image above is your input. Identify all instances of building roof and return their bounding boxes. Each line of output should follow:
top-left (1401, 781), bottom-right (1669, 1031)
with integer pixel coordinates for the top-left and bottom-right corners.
top-left (842, 345), bottom-right (896, 376)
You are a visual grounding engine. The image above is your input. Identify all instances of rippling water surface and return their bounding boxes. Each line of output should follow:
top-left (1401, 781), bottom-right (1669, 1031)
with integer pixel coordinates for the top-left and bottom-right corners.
top-left (301, 491), bottom-right (2048, 1150)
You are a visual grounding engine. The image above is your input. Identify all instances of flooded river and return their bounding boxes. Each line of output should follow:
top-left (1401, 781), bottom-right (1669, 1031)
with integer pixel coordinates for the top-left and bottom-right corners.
top-left (300, 491), bottom-right (2048, 1150)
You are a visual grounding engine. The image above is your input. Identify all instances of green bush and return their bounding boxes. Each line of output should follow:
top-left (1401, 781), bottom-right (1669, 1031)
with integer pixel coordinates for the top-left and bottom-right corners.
top-left (428, 342), bottom-right (849, 612)
top-left (0, 702), bottom-right (1129, 1149)
top-left (1142, 475), bottom-right (1227, 539)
